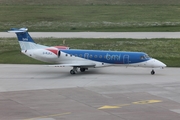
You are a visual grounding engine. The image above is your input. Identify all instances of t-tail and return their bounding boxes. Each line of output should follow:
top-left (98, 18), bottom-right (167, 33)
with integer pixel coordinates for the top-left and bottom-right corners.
top-left (8, 28), bottom-right (48, 50)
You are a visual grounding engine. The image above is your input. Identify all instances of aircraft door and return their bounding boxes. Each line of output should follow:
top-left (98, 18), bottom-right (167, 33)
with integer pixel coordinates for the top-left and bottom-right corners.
top-left (123, 55), bottom-right (129, 64)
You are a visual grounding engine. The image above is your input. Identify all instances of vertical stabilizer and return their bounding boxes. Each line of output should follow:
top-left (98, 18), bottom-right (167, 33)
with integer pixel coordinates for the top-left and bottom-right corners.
top-left (8, 28), bottom-right (47, 50)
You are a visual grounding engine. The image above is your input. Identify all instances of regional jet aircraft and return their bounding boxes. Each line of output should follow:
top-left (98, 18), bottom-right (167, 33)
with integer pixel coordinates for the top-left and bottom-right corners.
top-left (8, 28), bottom-right (166, 75)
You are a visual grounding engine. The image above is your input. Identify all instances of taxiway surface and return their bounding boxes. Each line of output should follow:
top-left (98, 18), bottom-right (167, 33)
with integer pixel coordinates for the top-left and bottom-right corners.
top-left (0, 64), bottom-right (180, 120)
top-left (2, 32), bottom-right (180, 39)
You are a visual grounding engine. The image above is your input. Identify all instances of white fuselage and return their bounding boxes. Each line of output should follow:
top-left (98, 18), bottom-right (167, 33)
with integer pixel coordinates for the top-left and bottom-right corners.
top-left (21, 48), bottom-right (166, 69)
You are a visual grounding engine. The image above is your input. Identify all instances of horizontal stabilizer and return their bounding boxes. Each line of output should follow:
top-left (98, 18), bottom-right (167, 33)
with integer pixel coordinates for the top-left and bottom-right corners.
top-left (8, 28), bottom-right (28, 33)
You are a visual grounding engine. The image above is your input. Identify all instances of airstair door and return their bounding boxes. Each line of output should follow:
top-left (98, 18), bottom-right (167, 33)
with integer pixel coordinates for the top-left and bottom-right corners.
top-left (123, 55), bottom-right (129, 64)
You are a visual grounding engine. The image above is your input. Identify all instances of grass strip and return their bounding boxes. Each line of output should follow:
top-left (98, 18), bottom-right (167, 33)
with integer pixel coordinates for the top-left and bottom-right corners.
top-left (0, 38), bottom-right (179, 67)
top-left (1, 5), bottom-right (180, 32)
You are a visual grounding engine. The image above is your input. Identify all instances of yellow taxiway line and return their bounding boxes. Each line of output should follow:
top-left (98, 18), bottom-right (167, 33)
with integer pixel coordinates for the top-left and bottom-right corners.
top-left (24, 112), bottom-right (71, 120)
top-left (98, 100), bottom-right (162, 110)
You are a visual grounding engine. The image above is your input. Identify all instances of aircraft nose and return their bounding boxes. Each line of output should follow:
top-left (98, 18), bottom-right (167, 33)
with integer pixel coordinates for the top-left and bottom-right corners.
top-left (152, 58), bottom-right (166, 68)
top-left (146, 58), bottom-right (166, 68)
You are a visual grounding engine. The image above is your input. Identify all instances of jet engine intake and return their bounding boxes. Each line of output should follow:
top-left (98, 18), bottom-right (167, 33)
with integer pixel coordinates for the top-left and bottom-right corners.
top-left (57, 50), bottom-right (61, 58)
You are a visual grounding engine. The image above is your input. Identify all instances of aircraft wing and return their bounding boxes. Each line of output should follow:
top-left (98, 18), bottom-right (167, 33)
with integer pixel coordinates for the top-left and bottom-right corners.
top-left (47, 63), bottom-right (96, 68)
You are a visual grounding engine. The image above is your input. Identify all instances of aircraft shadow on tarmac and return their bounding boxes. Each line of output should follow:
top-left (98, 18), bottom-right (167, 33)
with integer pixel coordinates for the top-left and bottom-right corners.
top-left (31, 68), bottom-right (157, 80)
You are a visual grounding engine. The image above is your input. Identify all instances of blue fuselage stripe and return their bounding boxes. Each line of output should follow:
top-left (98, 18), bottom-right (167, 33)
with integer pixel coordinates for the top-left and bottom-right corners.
top-left (61, 49), bottom-right (150, 64)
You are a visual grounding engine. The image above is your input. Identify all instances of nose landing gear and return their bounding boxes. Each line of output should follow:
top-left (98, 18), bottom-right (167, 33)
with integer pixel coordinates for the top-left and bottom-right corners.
top-left (151, 69), bottom-right (155, 75)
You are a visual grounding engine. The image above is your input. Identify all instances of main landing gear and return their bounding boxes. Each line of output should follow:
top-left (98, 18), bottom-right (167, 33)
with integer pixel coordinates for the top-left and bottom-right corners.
top-left (80, 68), bottom-right (88, 72)
top-left (70, 67), bottom-right (88, 74)
top-left (151, 69), bottom-right (155, 75)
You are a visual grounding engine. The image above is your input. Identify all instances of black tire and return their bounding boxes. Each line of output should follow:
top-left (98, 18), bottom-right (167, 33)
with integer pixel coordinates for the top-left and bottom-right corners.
top-left (151, 70), bottom-right (155, 75)
top-left (80, 68), bottom-right (86, 72)
top-left (70, 70), bottom-right (75, 74)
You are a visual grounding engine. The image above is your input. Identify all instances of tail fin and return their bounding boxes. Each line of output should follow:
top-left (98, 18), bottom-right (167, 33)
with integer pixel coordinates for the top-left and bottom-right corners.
top-left (8, 28), bottom-right (47, 50)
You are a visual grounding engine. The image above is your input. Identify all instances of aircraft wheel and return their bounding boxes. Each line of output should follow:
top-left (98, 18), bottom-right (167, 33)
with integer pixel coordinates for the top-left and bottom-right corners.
top-left (80, 68), bottom-right (86, 72)
top-left (151, 70), bottom-right (155, 75)
top-left (70, 70), bottom-right (76, 74)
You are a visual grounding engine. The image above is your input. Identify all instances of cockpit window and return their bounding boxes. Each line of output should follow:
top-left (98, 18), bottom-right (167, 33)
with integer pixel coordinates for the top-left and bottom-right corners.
top-left (140, 54), bottom-right (150, 60)
top-left (144, 54), bottom-right (150, 59)
top-left (140, 56), bottom-right (145, 60)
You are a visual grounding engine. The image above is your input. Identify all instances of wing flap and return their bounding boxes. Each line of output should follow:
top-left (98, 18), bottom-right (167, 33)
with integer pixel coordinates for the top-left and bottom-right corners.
top-left (47, 63), bottom-right (96, 68)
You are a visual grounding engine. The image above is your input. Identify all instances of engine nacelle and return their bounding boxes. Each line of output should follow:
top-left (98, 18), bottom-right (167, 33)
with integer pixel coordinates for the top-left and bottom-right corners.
top-left (53, 46), bottom-right (69, 50)
top-left (26, 48), bottom-right (61, 63)
top-left (45, 48), bottom-right (61, 58)
top-left (57, 50), bottom-right (61, 58)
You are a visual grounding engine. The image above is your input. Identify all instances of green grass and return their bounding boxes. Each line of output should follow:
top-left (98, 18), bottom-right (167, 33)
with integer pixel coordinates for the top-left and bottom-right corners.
top-left (1, 0), bottom-right (180, 32)
top-left (0, 0), bottom-right (179, 67)
top-left (1, 5), bottom-right (180, 32)
top-left (1, 0), bottom-right (180, 5)
top-left (0, 38), bottom-right (180, 67)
